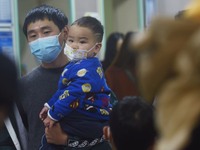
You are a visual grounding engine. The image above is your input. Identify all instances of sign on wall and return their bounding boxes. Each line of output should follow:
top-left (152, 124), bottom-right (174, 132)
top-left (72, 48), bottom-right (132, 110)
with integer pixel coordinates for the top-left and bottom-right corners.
top-left (0, 30), bottom-right (13, 59)
top-left (0, 0), bottom-right (11, 23)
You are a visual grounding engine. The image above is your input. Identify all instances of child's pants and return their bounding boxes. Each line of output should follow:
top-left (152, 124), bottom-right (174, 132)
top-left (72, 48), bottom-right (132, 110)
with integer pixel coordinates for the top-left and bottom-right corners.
top-left (39, 134), bottom-right (111, 150)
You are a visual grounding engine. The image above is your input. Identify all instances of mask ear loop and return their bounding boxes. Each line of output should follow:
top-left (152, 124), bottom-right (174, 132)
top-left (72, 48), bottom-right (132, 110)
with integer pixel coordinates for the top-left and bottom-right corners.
top-left (57, 32), bottom-right (62, 37)
top-left (88, 43), bottom-right (98, 52)
top-left (88, 43), bottom-right (101, 57)
top-left (85, 44), bottom-right (96, 58)
top-left (61, 41), bottom-right (65, 50)
top-left (58, 32), bottom-right (66, 50)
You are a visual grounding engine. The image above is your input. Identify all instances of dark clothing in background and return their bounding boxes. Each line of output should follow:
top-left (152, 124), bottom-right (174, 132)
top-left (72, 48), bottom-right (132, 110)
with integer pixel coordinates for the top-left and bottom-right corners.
top-left (105, 66), bottom-right (140, 100)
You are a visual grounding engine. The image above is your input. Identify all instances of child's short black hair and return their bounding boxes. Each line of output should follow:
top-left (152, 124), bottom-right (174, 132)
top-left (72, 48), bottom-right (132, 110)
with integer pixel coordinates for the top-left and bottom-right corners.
top-left (0, 54), bottom-right (18, 108)
top-left (71, 16), bottom-right (104, 42)
top-left (110, 96), bottom-right (156, 150)
top-left (23, 4), bottom-right (68, 37)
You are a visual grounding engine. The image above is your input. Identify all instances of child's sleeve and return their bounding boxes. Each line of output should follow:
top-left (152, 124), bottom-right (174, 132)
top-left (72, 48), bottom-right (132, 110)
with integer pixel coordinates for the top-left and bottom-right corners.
top-left (45, 68), bottom-right (69, 108)
top-left (45, 90), bottom-right (62, 108)
top-left (47, 65), bottom-right (92, 121)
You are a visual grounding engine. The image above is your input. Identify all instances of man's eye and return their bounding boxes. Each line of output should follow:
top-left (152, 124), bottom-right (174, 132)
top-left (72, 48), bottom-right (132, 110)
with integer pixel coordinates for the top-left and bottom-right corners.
top-left (28, 34), bottom-right (37, 40)
top-left (30, 35), bottom-right (36, 38)
top-left (44, 31), bottom-right (50, 35)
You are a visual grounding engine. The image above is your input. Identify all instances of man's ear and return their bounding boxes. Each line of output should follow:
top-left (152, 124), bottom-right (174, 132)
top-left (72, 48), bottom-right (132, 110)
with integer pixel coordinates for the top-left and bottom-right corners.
top-left (103, 126), bottom-right (117, 150)
top-left (63, 25), bottom-right (69, 42)
top-left (103, 126), bottom-right (111, 140)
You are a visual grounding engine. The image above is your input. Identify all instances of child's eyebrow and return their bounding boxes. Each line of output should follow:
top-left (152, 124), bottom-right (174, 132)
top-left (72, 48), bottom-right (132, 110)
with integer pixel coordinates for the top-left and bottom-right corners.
top-left (67, 36), bottom-right (89, 40)
top-left (79, 37), bottom-right (88, 40)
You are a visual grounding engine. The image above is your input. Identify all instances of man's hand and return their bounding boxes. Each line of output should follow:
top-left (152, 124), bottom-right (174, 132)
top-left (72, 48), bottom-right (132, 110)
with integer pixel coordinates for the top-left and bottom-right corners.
top-left (43, 116), bottom-right (55, 128)
top-left (45, 123), bottom-right (68, 145)
top-left (39, 106), bottom-right (49, 121)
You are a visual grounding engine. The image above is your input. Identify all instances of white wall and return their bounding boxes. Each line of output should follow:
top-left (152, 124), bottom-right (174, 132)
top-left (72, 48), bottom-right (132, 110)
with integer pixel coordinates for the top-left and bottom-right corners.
top-left (39, 0), bottom-right (69, 18)
top-left (156, 0), bottom-right (189, 17)
top-left (18, 0), bottom-right (40, 74)
top-left (113, 0), bottom-right (139, 33)
top-left (74, 0), bottom-right (97, 20)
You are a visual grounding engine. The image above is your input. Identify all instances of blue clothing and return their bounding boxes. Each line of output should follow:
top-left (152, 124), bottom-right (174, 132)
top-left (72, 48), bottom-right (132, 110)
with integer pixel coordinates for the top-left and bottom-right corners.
top-left (47, 57), bottom-right (112, 122)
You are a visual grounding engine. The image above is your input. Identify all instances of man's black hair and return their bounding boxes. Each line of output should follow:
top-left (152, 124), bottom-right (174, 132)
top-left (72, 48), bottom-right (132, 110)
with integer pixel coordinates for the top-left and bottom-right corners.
top-left (23, 4), bottom-right (68, 37)
top-left (71, 16), bottom-right (104, 42)
top-left (110, 96), bottom-right (156, 150)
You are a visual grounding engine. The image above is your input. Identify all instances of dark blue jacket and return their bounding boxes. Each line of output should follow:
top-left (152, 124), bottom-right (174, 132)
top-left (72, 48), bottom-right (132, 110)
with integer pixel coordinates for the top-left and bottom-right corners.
top-left (47, 57), bottom-right (112, 121)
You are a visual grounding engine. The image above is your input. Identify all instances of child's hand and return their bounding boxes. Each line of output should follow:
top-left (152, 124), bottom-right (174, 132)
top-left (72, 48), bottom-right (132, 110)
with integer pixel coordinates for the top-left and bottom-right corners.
top-left (43, 116), bottom-right (56, 128)
top-left (39, 106), bottom-right (49, 121)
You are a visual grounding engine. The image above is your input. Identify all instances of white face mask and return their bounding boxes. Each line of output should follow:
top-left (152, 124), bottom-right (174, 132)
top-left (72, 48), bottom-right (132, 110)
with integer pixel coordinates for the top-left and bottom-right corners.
top-left (64, 43), bottom-right (97, 61)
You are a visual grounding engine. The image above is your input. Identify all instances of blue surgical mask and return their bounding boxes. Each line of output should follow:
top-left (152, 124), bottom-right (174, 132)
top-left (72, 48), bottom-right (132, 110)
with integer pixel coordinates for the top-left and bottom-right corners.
top-left (29, 33), bottom-right (62, 63)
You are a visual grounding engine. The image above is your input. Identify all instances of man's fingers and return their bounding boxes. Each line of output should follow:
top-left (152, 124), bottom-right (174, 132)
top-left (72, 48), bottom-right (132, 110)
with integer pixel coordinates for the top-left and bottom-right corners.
top-left (45, 126), bottom-right (49, 133)
top-left (45, 127), bottom-right (54, 144)
top-left (46, 138), bottom-right (53, 144)
top-left (44, 121), bottom-right (50, 127)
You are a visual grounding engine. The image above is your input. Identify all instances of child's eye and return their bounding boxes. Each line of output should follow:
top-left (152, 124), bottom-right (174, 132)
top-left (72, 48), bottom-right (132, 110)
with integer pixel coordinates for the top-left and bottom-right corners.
top-left (68, 39), bottom-right (73, 43)
top-left (80, 41), bottom-right (86, 44)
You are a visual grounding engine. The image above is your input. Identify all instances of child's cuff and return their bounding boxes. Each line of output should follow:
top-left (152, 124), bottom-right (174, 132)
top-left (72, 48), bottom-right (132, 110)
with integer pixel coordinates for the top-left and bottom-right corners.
top-left (44, 103), bottom-right (51, 109)
top-left (48, 110), bottom-right (59, 121)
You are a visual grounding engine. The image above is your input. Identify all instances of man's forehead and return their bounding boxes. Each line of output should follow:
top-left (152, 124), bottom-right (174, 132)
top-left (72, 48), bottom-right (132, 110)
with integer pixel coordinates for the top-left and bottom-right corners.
top-left (27, 19), bottom-right (56, 31)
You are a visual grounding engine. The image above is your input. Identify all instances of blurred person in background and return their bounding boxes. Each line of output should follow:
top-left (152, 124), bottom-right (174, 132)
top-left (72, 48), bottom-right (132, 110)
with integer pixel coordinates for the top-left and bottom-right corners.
top-left (105, 32), bottom-right (140, 100)
top-left (0, 53), bottom-right (26, 150)
top-left (132, 0), bottom-right (200, 148)
top-left (101, 32), bottom-right (124, 72)
top-left (103, 96), bottom-right (156, 150)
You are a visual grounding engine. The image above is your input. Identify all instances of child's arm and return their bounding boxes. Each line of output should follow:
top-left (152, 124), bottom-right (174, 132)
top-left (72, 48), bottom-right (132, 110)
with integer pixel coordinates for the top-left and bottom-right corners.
top-left (44, 67), bottom-right (70, 111)
top-left (46, 90), bottom-right (62, 108)
top-left (47, 86), bottom-right (81, 121)
top-left (39, 90), bottom-right (61, 121)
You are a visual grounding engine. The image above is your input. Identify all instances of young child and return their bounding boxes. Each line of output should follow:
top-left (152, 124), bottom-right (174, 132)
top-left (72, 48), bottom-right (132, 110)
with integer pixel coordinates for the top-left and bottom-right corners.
top-left (39, 16), bottom-right (112, 149)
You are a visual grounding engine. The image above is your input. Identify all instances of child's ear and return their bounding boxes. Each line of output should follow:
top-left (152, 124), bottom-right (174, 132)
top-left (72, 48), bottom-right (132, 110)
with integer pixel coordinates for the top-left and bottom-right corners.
top-left (94, 43), bottom-right (102, 54)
